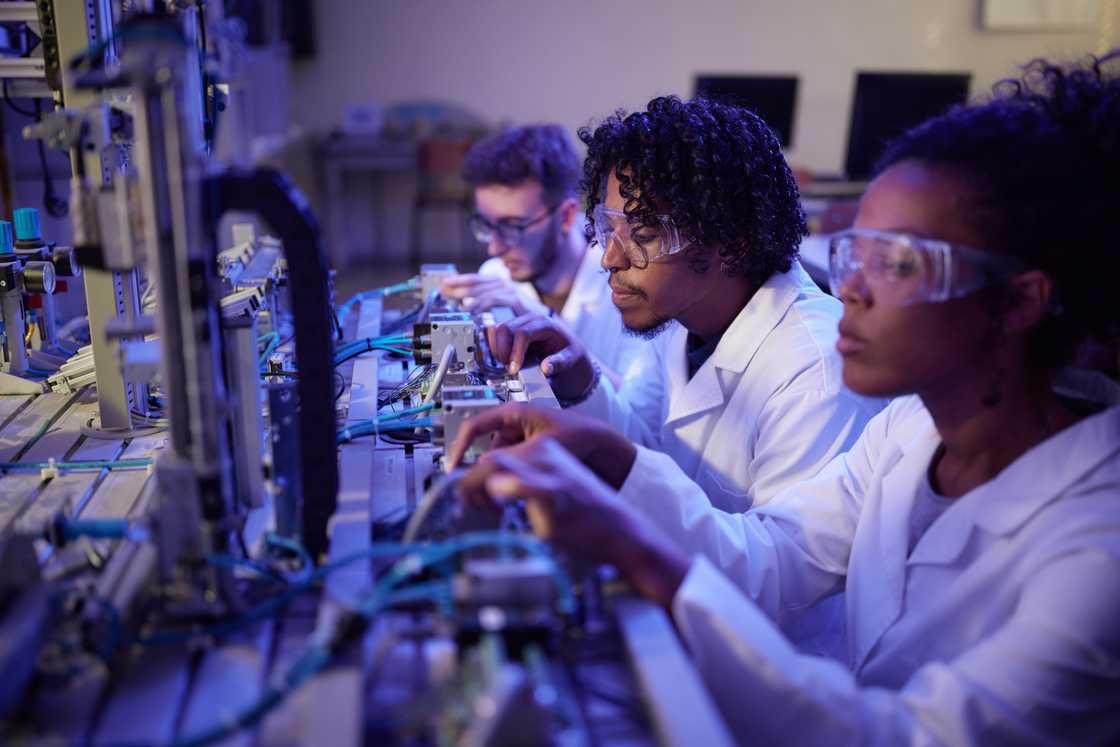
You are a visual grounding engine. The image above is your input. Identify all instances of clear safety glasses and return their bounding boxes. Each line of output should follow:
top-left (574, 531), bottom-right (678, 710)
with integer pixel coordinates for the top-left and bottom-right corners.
top-left (469, 203), bottom-right (559, 247)
top-left (591, 205), bottom-right (692, 266)
top-left (828, 228), bottom-right (1024, 306)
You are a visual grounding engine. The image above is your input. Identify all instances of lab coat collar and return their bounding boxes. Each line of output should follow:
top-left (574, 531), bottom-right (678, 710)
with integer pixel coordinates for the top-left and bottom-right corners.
top-left (942, 403), bottom-right (1120, 540)
top-left (853, 402), bottom-right (1120, 667)
top-left (889, 400), bottom-right (1120, 569)
top-left (708, 262), bottom-right (810, 375)
top-left (664, 263), bottom-right (809, 425)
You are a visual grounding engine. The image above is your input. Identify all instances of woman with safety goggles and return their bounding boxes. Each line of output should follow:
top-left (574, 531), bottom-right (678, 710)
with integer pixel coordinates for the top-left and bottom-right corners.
top-left (448, 51), bottom-right (1120, 745)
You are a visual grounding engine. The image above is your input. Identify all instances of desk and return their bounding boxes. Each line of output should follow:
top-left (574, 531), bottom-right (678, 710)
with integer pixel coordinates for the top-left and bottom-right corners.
top-left (0, 298), bottom-right (731, 746)
top-left (317, 135), bottom-right (417, 268)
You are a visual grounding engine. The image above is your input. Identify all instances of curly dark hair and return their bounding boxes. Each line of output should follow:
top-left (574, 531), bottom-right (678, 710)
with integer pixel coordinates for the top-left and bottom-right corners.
top-left (876, 50), bottom-right (1120, 372)
top-left (577, 96), bottom-right (807, 288)
top-left (461, 124), bottom-right (581, 204)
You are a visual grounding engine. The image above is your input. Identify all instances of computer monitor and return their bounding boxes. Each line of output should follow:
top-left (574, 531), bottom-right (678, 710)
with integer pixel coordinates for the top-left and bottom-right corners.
top-left (844, 71), bottom-right (971, 180)
top-left (693, 75), bottom-right (799, 148)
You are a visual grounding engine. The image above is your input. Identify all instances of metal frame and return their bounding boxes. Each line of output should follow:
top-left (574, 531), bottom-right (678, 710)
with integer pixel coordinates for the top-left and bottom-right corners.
top-left (54, 0), bottom-right (144, 429)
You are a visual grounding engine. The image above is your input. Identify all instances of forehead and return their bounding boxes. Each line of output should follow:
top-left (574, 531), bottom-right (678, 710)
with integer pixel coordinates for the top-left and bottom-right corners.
top-left (474, 180), bottom-right (546, 219)
top-left (604, 172), bottom-right (626, 211)
top-left (604, 170), bottom-right (672, 215)
top-left (855, 161), bottom-right (983, 247)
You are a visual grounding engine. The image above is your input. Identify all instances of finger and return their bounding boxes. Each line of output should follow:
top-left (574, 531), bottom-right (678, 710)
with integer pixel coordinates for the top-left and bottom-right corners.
top-left (540, 346), bottom-right (583, 377)
top-left (486, 449), bottom-right (561, 498)
top-left (487, 322), bottom-right (514, 365)
top-left (508, 318), bottom-right (552, 375)
top-left (440, 273), bottom-right (483, 290)
top-left (485, 446), bottom-right (570, 540)
top-left (444, 402), bottom-right (533, 471)
top-left (445, 408), bottom-right (506, 471)
top-left (439, 277), bottom-right (474, 299)
top-left (457, 453), bottom-right (503, 508)
top-left (463, 290), bottom-right (504, 313)
top-left (489, 314), bottom-right (537, 369)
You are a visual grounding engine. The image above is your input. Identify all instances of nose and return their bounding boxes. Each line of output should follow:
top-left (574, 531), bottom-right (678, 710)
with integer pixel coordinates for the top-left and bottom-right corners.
top-left (837, 270), bottom-right (871, 307)
top-left (488, 237), bottom-right (509, 258)
top-left (600, 234), bottom-right (630, 273)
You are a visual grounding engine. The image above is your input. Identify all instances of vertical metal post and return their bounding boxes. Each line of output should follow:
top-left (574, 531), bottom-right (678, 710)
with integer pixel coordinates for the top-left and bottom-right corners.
top-left (54, 0), bottom-right (141, 429)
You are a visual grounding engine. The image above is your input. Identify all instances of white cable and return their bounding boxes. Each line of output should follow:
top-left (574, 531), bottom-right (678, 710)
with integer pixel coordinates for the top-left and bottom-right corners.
top-left (401, 470), bottom-right (463, 543)
top-left (421, 345), bottom-right (455, 408)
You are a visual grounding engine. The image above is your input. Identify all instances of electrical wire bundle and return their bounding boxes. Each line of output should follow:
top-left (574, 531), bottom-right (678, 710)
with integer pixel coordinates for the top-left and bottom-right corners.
top-left (336, 277), bottom-right (420, 326)
top-left (378, 363), bottom-right (435, 408)
top-left (333, 334), bottom-right (413, 367)
top-left (169, 531), bottom-right (572, 747)
top-left (336, 402), bottom-right (434, 444)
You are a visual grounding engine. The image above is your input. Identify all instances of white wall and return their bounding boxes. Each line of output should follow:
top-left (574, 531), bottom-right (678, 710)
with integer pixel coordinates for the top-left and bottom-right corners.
top-left (290, 0), bottom-right (1114, 173)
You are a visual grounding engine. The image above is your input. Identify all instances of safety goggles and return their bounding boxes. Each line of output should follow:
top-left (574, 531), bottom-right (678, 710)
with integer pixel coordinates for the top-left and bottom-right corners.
top-left (828, 228), bottom-right (1025, 306)
top-left (469, 204), bottom-right (559, 247)
top-left (591, 205), bottom-right (692, 266)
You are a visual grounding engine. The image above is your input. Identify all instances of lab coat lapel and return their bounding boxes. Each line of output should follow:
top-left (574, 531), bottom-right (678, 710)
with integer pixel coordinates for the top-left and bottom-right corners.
top-left (664, 325), bottom-right (723, 424)
top-left (664, 266), bottom-right (803, 425)
top-left (849, 432), bottom-right (939, 669)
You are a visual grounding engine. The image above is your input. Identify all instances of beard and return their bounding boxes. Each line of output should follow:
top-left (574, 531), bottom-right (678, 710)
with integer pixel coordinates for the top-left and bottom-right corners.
top-left (621, 315), bottom-right (674, 340)
top-left (522, 216), bottom-right (563, 284)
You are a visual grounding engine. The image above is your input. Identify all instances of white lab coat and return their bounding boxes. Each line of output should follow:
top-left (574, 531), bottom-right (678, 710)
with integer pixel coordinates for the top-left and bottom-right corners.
top-left (478, 241), bottom-right (642, 377)
top-left (617, 390), bottom-right (1120, 745)
top-left (575, 261), bottom-right (885, 511)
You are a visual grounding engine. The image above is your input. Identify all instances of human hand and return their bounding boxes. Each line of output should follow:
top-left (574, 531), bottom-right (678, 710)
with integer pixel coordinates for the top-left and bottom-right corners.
top-left (447, 402), bottom-right (636, 493)
top-left (481, 437), bottom-right (690, 609)
top-left (486, 313), bottom-right (595, 401)
top-left (439, 274), bottom-right (545, 317)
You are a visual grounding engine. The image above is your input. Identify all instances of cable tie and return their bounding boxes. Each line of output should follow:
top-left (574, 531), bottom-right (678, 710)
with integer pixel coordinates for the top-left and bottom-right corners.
top-left (41, 457), bottom-right (60, 481)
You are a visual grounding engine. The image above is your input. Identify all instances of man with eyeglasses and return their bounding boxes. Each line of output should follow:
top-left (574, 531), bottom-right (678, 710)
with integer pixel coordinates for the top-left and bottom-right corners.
top-left (438, 124), bottom-right (641, 378)
top-left (474, 97), bottom-right (885, 655)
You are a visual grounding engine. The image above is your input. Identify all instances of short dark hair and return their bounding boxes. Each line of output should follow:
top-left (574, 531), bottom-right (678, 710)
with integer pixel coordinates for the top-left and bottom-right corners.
top-left (577, 95), bottom-right (806, 287)
top-left (876, 51), bottom-right (1120, 371)
top-left (461, 124), bottom-right (581, 204)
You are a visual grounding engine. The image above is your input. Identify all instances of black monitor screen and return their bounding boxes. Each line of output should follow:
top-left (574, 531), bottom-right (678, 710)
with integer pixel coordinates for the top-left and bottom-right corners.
top-left (694, 75), bottom-right (799, 148)
top-left (845, 71), bottom-right (971, 180)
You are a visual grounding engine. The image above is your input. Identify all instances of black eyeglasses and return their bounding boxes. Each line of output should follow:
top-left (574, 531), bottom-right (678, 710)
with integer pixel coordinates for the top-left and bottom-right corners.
top-left (468, 203), bottom-right (560, 246)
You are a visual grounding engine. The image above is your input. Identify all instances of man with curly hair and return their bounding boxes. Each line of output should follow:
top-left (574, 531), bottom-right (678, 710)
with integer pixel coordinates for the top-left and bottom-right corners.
top-left (438, 124), bottom-right (642, 378)
top-left (490, 96), bottom-right (883, 512)
top-left (483, 97), bottom-right (884, 656)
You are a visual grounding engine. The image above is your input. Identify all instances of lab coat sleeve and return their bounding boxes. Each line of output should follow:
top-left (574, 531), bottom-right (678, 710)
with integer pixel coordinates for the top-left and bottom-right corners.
top-left (673, 544), bottom-right (1120, 746)
top-left (571, 338), bottom-right (664, 448)
top-left (748, 386), bottom-right (884, 507)
top-left (616, 414), bottom-right (882, 619)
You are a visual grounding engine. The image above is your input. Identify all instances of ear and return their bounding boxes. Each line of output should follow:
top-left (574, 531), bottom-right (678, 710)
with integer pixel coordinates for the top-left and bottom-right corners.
top-left (1001, 270), bottom-right (1054, 334)
top-left (558, 198), bottom-right (579, 234)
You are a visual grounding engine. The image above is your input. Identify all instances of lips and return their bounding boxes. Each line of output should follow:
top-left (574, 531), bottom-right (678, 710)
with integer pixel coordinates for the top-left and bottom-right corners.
top-left (609, 280), bottom-right (642, 307)
top-left (836, 322), bottom-right (868, 355)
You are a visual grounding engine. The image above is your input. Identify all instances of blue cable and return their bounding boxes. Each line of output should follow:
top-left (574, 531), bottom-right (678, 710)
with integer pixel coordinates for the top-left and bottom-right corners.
top-left (337, 278), bottom-right (420, 324)
top-left (336, 417), bottom-right (432, 444)
top-left (0, 458), bottom-right (154, 473)
top-left (258, 335), bottom-right (282, 370)
top-left (170, 532), bottom-right (566, 747)
top-left (333, 341), bottom-right (413, 367)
